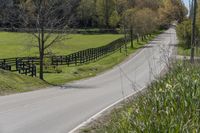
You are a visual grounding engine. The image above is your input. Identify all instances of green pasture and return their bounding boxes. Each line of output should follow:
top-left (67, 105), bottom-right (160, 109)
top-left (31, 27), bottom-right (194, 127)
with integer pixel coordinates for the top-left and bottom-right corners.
top-left (0, 32), bottom-right (123, 58)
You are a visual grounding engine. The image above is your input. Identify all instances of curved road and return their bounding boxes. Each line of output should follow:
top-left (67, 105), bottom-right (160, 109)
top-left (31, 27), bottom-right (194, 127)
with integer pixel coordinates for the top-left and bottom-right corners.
top-left (0, 28), bottom-right (177, 133)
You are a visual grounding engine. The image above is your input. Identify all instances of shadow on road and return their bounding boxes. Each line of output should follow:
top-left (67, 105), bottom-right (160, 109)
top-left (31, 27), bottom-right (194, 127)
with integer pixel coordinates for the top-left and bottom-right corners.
top-left (43, 80), bottom-right (96, 90)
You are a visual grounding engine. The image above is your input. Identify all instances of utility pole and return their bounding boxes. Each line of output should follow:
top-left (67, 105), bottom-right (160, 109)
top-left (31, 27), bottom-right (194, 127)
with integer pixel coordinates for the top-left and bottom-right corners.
top-left (189, 0), bottom-right (192, 19)
top-left (190, 0), bottom-right (197, 63)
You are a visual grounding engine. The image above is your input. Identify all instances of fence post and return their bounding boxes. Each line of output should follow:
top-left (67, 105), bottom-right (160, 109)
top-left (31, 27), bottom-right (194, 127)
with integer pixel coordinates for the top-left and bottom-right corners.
top-left (51, 56), bottom-right (54, 65)
top-left (16, 58), bottom-right (18, 70)
top-left (86, 50), bottom-right (89, 63)
top-left (75, 53), bottom-right (77, 66)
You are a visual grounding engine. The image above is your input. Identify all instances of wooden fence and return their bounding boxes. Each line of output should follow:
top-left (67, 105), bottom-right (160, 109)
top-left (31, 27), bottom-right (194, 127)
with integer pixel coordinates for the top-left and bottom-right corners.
top-left (0, 57), bottom-right (39, 77)
top-left (0, 36), bottom-right (131, 77)
top-left (51, 37), bottom-right (130, 66)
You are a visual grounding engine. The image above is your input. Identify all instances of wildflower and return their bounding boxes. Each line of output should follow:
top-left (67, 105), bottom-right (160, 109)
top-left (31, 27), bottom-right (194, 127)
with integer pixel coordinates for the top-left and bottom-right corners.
top-left (166, 83), bottom-right (172, 89)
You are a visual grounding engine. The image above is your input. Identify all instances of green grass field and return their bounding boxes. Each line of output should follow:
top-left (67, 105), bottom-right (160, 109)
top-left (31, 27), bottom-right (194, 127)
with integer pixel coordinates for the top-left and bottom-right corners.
top-left (0, 31), bottom-right (160, 95)
top-left (83, 62), bottom-right (200, 133)
top-left (178, 44), bottom-right (200, 57)
top-left (0, 32), bottom-right (123, 58)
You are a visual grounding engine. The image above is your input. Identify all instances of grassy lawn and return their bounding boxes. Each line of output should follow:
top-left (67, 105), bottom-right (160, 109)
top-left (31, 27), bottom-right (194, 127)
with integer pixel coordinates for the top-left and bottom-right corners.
top-left (83, 62), bottom-right (200, 133)
top-left (0, 31), bottom-right (160, 95)
top-left (0, 69), bottom-right (48, 95)
top-left (0, 32), bottom-right (123, 58)
top-left (178, 45), bottom-right (200, 57)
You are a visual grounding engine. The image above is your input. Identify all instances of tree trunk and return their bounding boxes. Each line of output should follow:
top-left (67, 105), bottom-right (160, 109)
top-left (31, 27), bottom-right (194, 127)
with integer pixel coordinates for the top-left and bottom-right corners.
top-left (39, 51), bottom-right (44, 80)
top-left (137, 34), bottom-right (139, 42)
top-left (191, 0), bottom-right (197, 63)
top-left (130, 28), bottom-right (133, 48)
top-left (39, 26), bottom-right (45, 80)
top-left (105, 0), bottom-right (109, 28)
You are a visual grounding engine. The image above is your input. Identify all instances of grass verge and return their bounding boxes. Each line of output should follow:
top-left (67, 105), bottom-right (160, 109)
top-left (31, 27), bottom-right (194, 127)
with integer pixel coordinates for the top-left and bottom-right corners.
top-left (44, 32), bottom-right (160, 85)
top-left (82, 62), bottom-right (200, 133)
top-left (0, 70), bottom-right (48, 96)
top-left (178, 44), bottom-right (200, 57)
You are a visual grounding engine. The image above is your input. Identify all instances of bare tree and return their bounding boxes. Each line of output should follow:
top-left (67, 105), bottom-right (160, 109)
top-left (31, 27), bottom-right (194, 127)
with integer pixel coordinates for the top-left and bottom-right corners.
top-left (19, 0), bottom-right (70, 80)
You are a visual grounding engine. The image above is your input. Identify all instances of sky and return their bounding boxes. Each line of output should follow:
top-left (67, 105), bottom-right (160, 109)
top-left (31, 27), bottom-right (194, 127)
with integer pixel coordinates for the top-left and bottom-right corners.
top-left (183, 0), bottom-right (190, 10)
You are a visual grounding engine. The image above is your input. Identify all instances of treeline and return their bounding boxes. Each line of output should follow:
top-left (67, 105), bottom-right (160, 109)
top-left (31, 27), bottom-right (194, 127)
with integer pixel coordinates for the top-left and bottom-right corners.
top-left (0, 0), bottom-right (187, 30)
top-left (177, 0), bottom-right (200, 49)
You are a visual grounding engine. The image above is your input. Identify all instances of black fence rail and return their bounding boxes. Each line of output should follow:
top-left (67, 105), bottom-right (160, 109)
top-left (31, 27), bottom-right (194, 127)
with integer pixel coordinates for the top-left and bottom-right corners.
top-left (0, 36), bottom-right (131, 77)
top-left (51, 37), bottom-right (130, 66)
top-left (0, 58), bottom-right (16, 71)
top-left (0, 57), bottom-right (39, 77)
top-left (17, 60), bottom-right (37, 77)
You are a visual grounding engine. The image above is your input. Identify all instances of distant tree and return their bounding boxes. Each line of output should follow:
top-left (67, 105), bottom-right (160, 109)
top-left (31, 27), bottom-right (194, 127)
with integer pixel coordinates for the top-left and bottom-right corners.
top-left (134, 8), bottom-right (158, 38)
top-left (123, 8), bottom-right (137, 48)
top-left (177, 20), bottom-right (192, 49)
top-left (96, 0), bottom-right (115, 28)
top-left (109, 10), bottom-right (120, 28)
top-left (134, 0), bottom-right (161, 10)
top-left (0, 0), bottom-right (19, 28)
top-left (115, 0), bottom-right (129, 15)
top-left (172, 0), bottom-right (188, 22)
top-left (0, 0), bottom-right (9, 26)
top-left (19, 0), bottom-right (69, 80)
top-left (123, 8), bottom-right (158, 48)
top-left (197, 0), bottom-right (200, 29)
top-left (77, 0), bottom-right (96, 27)
top-left (158, 0), bottom-right (187, 27)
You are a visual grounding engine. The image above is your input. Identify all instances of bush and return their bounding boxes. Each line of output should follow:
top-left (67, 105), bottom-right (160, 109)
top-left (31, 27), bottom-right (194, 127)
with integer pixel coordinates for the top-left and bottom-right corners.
top-left (177, 19), bottom-right (200, 49)
top-left (177, 20), bottom-right (192, 49)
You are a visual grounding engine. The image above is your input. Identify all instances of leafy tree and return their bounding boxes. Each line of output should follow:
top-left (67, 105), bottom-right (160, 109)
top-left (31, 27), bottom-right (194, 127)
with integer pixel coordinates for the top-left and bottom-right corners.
top-left (109, 10), bottom-right (120, 28)
top-left (177, 20), bottom-right (192, 49)
top-left (158, 0), bottom-right (187, 27)
top-left (77, 0), bottom-right (96, 27)
top-left (96, 0), bottom-right (115, 28)
top-left (134, 0), bottom-right (161, 10)
top-left (196, 0), bottom-right (200, 47)
top-left (123, 8), bottom-right (158, 48)
top-left (0, 0), bottom-right (187, 30)
top-left (115, 0), bottom-right (129, 15)
top-left (123, 8), bottom-right (137, 48)
top-left (134, 8), bottom-right (158, 37)
top-left (197, 0), bottom-right (200, 29)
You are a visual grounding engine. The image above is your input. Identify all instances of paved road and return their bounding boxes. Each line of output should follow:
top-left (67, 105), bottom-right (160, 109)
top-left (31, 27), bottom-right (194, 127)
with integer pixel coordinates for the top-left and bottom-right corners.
top-left (0, 27), bottom-right (177, 133)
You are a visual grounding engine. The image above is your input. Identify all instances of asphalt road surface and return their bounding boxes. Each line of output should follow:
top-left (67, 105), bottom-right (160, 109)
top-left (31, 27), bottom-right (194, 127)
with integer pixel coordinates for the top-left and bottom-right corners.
top-left (0, 27), bottom-right (177, 133)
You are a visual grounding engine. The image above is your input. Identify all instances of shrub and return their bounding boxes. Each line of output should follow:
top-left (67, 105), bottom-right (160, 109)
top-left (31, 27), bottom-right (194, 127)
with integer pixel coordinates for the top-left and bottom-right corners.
top-left (176, 20), bottom-right (192, 49)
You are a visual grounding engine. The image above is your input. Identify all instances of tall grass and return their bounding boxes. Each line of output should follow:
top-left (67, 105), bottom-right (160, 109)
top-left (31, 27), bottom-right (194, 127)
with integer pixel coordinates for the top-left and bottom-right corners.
top-left (88, 63), bottom-right (200, 133)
